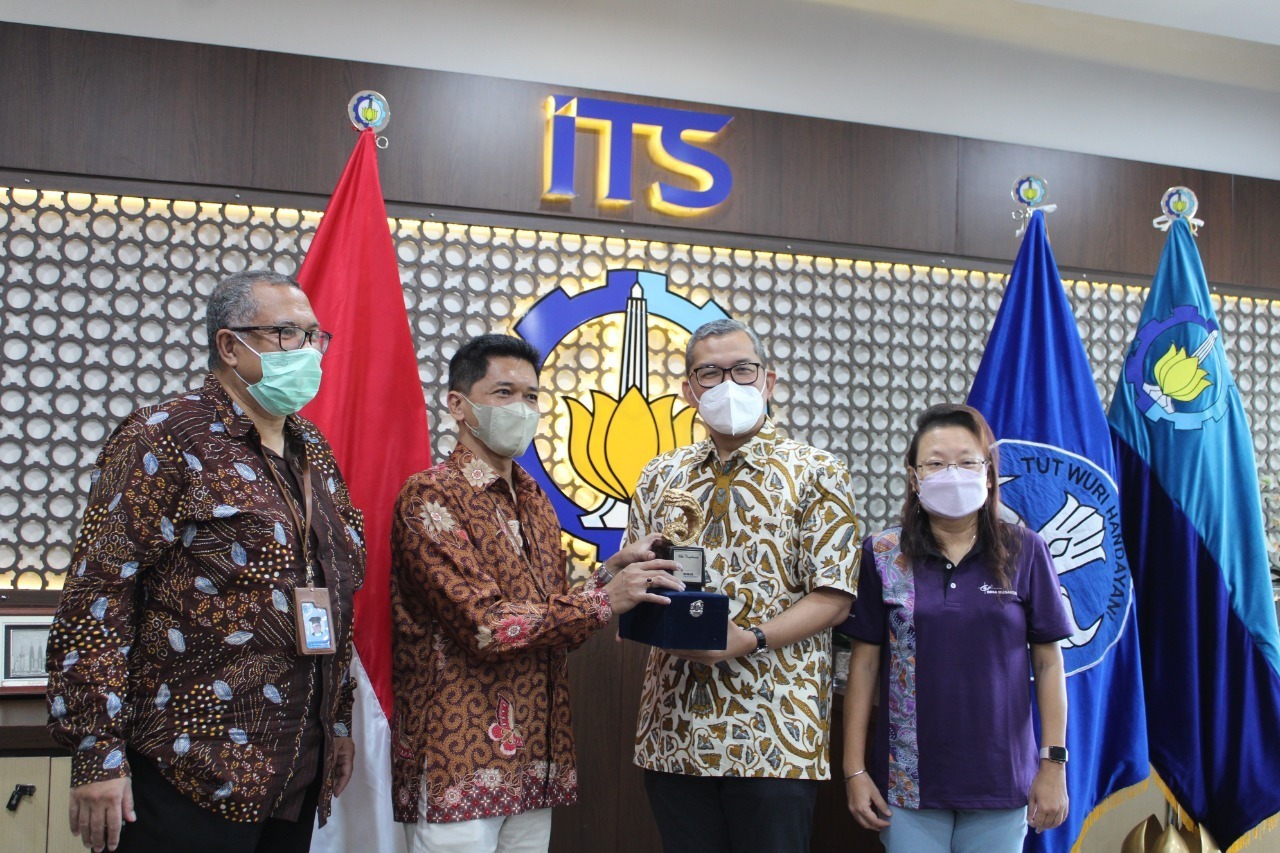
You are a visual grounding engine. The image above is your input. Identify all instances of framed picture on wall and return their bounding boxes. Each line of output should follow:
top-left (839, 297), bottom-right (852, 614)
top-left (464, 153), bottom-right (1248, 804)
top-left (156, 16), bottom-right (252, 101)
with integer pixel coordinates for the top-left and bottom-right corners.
top-left (0, 608), bottom-right (55, 695)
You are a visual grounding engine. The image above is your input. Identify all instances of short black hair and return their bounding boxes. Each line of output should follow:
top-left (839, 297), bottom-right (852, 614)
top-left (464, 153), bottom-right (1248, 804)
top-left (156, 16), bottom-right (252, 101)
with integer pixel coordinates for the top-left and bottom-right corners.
top-left (448, 334), bottom-right (542, 393)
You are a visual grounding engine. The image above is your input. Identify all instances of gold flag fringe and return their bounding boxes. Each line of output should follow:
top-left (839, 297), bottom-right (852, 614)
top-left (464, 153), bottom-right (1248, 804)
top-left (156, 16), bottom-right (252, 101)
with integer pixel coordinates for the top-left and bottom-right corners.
top-left (1148, 769), bottom-right (1195, 831)
top-left (1072, 773), bottom-right (1152, 852)
top-left (1226, 813), bottom-right (1280, 853)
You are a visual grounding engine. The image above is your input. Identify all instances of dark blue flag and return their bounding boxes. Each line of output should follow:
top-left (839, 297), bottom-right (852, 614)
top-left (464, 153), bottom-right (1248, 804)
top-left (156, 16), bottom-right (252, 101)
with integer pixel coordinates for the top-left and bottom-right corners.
top-left (969, 209), bottom-right (1148, 853)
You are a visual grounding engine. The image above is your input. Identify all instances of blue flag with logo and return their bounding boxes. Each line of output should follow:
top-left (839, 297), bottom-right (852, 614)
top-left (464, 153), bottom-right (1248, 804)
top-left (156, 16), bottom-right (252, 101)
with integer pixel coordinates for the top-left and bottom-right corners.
top-left (968, 210), bottom-right (1148, 853)
top-left (1108, 218), bottom-right (1280, 848)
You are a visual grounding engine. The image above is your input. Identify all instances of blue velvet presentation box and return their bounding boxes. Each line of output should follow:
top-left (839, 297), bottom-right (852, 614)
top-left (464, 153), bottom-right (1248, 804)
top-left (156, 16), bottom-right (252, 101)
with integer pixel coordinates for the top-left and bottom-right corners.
top-left (619, 590), bottom-right (729, 650)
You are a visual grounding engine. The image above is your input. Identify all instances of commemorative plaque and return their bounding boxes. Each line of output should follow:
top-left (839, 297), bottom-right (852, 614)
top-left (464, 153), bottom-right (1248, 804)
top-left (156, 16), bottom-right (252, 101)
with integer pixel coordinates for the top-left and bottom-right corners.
top-left (619, 487), bottom-right (729, 650)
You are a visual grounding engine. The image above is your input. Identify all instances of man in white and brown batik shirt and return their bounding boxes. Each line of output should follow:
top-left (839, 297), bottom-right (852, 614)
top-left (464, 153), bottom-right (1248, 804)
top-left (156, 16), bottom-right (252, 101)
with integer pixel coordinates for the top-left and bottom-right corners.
top-left (46, 271), bottom-right (365, 853)
top-left (625, 318), bottom-right (862, 853)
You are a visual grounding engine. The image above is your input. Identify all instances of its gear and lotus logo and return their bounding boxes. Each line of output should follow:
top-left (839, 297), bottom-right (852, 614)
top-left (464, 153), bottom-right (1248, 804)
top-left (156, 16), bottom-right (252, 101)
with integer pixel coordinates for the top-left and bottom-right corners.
top-left (1125, 304), bottom-right (1229, 429)
top-left (513, 269), bottom-right (729, 560)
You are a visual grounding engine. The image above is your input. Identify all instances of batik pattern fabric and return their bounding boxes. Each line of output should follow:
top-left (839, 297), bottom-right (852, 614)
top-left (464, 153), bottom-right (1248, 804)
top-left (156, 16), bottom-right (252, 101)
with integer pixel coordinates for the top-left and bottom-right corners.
top-left (626, 420), bottom-right (860, 780)
top-left (45, 375), bottom-right (366, 824)
top-left (871, 530), bottom-right (920, 808)
top-left (389, 445), bottom-right (612, 824)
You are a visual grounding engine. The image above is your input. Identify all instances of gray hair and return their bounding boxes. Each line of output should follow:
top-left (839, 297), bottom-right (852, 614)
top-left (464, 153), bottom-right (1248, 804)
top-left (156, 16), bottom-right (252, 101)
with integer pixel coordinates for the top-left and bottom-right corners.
top-left (684, 318), bottom-right (767, 369)
top-left (206, 270), bottom-right (302, 370)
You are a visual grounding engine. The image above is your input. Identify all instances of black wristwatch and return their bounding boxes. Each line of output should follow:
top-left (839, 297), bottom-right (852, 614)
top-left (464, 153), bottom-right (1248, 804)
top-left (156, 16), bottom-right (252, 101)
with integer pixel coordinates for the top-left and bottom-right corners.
top-left (1040, 746), bottom-right (1068, 764)
top-left (747, 626), bottom-right (768, 656)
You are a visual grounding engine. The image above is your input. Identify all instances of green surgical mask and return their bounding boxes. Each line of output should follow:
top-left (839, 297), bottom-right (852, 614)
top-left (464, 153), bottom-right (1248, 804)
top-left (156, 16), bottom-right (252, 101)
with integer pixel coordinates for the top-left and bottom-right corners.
top-left (233, 335), bottom-right (323, 416)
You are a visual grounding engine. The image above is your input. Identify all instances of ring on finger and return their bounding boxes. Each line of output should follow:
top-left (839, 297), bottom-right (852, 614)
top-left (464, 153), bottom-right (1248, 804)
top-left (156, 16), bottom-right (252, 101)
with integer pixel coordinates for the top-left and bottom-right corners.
top-left (646, 578), bottom-right (653, 588)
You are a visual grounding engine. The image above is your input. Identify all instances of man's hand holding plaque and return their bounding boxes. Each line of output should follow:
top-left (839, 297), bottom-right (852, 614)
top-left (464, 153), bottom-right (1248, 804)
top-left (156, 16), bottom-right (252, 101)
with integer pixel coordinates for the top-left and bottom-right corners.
top-left (619, 488), bottom-right (730, 651)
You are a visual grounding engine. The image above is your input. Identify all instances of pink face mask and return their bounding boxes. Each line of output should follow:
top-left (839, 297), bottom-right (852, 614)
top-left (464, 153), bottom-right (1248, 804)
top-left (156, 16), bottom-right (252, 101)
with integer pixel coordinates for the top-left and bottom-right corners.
top-left (917, 466), bottom-right (988, 519)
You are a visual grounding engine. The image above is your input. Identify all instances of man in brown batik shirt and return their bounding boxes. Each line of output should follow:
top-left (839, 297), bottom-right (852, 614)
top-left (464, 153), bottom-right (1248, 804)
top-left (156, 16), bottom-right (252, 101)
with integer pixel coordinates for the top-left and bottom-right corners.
top-left (391, 334), bottom-right (681, 853)
top-left (46, 270), bottom-right (365, 853)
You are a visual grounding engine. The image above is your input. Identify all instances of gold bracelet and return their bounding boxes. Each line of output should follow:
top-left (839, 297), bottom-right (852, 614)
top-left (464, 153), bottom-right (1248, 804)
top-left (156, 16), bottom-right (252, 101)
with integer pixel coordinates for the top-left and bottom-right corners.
top-left (843, 769), bottom-right (867, 781)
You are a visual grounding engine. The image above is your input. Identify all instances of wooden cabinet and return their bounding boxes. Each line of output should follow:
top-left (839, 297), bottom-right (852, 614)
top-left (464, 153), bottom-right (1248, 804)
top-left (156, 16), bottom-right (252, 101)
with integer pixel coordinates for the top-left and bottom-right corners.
top-left (0, 756), bottom-right (80, 853)
top-left (0, 757), bottom-right (49, 853)
top-left (47, 758), bottom-right (81, 853)
top-left (1, 696), bottom-right (80, 852)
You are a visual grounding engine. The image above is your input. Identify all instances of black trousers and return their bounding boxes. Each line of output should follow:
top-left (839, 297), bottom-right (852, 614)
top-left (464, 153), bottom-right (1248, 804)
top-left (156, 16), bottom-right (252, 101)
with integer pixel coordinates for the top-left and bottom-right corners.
top-left (115, 750), bottom-right (320, 853)
top-left (643, 769), bottom-right (820, 853)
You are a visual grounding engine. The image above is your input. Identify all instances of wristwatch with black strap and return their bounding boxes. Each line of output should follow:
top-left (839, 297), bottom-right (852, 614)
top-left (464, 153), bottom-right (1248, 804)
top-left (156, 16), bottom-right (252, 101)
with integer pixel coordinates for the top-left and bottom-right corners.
top-left (747, 626), bottom-right (768, 656)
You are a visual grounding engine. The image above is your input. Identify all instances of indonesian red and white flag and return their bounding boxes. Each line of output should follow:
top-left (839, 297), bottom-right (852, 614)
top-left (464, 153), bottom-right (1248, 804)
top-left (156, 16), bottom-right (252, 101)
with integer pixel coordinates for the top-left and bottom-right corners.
top-left (300, 129), bottom-right (430, 853)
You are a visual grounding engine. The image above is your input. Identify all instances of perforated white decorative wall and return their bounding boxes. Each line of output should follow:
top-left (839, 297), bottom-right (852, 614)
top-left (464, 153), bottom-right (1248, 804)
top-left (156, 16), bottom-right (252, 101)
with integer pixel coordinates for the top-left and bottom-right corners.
top-left (1, 185), bottom-right (1276, 591)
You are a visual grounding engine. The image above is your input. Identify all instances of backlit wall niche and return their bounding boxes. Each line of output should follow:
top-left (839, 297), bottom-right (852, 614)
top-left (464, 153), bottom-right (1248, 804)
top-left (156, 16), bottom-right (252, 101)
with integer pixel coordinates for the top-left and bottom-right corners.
top-left (1, 185), bottom-right (1276, 591)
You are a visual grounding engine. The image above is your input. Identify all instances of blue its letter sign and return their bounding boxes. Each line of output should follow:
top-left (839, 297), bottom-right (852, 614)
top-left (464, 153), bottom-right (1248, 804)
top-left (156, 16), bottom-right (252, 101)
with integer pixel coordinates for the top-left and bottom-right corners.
top-left (543, 95), bottom-right (734, 216)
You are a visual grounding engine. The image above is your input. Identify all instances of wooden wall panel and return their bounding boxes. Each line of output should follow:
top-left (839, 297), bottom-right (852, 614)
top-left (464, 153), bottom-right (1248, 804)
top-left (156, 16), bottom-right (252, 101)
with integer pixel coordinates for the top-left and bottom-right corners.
top-left (615, 641), bottom-right (663, 852)
top-left (556, 630), bottom-right (625, 852)
top-left (1231, 176), bottom-right (1280, 291)
top-left (3, 22), bottom-right (1273, 292)
top-left (0, 25), bottom-right (259, 190)
top-left (958, 139), bottom-right (1235, 283)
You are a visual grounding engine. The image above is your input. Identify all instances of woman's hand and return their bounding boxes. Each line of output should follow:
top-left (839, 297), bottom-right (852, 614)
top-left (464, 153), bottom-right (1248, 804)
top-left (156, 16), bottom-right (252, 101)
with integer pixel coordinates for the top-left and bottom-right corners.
top-left (1027, 761), bottom-right (1068, 833)
top-left (845, 773), bottom-right (892, 831)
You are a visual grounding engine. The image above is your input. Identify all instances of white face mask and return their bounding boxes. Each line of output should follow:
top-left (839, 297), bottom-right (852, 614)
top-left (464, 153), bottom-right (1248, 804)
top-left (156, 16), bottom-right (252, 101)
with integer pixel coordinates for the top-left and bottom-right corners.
top-left (693, 381), bottom-right (766, 436)
top-left (463, 397), bottom-right (539, 458)
top-left (916, 466), bottom-right (989, 519)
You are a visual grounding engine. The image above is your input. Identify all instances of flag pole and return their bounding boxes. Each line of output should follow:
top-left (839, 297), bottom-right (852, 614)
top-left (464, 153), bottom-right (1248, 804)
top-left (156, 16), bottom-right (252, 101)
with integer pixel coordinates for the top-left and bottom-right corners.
top-left (305, 90), bottom-right (426, 853)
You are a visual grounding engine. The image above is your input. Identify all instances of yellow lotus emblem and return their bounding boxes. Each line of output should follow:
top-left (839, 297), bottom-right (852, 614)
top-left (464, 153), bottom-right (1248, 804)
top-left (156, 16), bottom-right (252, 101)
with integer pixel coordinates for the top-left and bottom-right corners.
top-left (564, 387), bottom-right (696, 501)
top-left (1153, 342), bottom-right (1212, 403)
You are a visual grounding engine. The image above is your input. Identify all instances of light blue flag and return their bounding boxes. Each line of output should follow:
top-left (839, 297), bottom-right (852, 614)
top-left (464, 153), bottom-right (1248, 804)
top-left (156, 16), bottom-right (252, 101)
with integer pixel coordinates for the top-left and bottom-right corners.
top-left (969, 209), bottom-right (1148, 853)
top-left (1108, 217), bottom-right (1280, 847)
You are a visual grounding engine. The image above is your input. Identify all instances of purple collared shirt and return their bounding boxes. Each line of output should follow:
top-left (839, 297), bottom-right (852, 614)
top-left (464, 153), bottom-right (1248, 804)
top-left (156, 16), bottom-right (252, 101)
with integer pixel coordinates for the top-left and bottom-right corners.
top-left (841, 523), bottom-right (1071, 810)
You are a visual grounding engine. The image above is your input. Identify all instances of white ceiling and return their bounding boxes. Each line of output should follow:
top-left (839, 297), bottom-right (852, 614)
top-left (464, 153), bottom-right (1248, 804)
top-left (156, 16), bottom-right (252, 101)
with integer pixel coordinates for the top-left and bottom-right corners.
top-left (1, 0), bottom-right (1278, 179)
top-left (1020, 0), bottom-right (1280, 47)
top-left (799, 0), bottom-right (1280, 90)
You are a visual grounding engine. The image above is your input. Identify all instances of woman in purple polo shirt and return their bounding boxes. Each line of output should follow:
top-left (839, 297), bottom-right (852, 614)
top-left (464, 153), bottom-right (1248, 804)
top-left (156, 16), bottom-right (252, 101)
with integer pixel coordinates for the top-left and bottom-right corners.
top-left (841, 403), bottom-right (1072, 852)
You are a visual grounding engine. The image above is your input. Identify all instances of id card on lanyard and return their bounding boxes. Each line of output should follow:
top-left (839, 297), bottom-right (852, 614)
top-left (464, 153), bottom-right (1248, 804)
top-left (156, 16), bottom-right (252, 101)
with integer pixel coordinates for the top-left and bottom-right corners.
top-left (264, 448), bottom-right (336, 656)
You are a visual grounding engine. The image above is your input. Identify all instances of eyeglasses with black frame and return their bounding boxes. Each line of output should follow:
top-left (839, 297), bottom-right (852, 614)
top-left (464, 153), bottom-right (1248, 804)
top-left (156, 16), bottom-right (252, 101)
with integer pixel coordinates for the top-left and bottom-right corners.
top-left (691, 362), bottom-right (762, 388)
top-left (914, 459), bottom-right (989, 476)
top-left (227, 325), bottom-right (333, 354)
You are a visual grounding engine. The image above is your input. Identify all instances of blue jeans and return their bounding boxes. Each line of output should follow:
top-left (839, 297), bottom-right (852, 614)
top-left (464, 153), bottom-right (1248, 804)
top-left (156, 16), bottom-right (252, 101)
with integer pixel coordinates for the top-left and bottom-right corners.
top-left (881, 806), bottom-right (1028, 853)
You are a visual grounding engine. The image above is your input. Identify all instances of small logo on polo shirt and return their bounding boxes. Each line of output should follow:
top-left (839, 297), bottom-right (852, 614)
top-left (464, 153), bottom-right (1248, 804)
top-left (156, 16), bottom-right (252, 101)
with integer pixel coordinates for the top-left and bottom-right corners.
top-left (979, 583), bottom-right (1016, 596)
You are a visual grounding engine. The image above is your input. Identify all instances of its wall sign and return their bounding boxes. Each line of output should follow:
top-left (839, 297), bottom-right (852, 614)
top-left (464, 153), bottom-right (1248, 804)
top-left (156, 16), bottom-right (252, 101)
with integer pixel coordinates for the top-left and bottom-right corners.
top-left (542, 95), bottom-right (734, 216)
